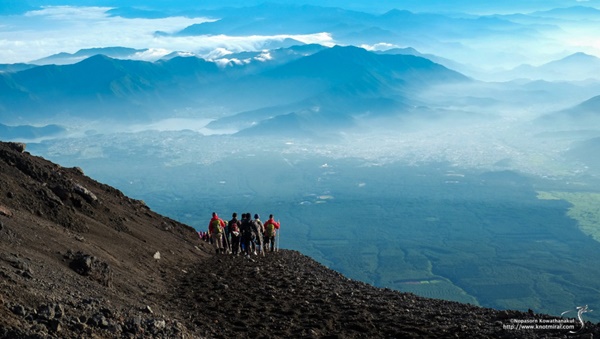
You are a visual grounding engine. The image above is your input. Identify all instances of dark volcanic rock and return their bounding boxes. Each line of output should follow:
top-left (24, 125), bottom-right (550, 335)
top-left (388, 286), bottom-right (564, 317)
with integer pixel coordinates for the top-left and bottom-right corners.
top-left (6, 142), bottom-right (26, 153)
top-left (0, 140), bottom-right (598, 338)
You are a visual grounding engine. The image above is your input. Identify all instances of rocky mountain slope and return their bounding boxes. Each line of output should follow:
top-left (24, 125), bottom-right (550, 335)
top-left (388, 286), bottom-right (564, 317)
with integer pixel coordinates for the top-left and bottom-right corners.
top-left (0, 140), bottom-right (598, 338)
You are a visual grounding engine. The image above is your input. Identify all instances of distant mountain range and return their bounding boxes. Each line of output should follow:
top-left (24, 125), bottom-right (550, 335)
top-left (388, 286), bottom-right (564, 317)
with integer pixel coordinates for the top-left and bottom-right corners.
top-left (566, 136), bottom-right (600, 171)
top-left (538, 94), bottom-right (600, 127)
top-left (0, 123), bottom-right (65, 141)
top-left (31, 47), bottom-right (149, 65)
top-left (0, 45), bottom-right (469, 135)
top-left (169, 4), bottom-right (534, 48)
top-left (529, 5), bottom-right (600, 19)
top-left (5, 1), bottom-right (600, 81)
top-left (495, 52), bottom-right (600, 81)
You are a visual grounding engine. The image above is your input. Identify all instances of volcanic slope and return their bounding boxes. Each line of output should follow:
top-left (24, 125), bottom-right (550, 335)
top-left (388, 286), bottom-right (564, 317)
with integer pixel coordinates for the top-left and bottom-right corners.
top-left (0, 141), bottom-right (598, 338)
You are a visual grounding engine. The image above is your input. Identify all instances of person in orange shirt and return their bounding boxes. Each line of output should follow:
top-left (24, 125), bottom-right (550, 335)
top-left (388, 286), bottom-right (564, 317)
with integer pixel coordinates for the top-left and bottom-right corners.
top-left (208, 212), bottom-right (226, 254)
top-left (263, 214), bottom-right (280, 253)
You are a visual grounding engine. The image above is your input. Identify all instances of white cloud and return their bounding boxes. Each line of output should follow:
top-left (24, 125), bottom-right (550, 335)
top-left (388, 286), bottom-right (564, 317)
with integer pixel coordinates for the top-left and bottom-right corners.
top-left (0, 6), bottom-right (335, 64)
top-left (213, 57), bottom-right (249, 67)
top-left (360, 42), bottom-right (398, 51)
top-left (187, 33), bottom-right (333, 56)
top-left (254, 51), bottom-right (273, 62)
top-left (204, 47), bottom-right (234, 59)
top-left (132, 48), bottom-right (174, 61)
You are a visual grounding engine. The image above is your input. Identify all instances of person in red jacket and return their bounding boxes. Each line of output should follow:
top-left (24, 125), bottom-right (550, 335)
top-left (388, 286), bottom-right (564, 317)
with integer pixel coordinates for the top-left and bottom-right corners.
top-left (263, 214), bottom-right (280, 253)
top-left (208, 212), bottom-right (226, 254)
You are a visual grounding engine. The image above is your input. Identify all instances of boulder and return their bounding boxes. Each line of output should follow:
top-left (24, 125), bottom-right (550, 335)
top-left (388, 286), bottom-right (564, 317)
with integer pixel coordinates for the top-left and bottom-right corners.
top-left (7, 142), bottom-right (26, 153)
top-left (69, 252), bottom-right (112, 287)
top-left (73, 183), bottom-right (98, 204)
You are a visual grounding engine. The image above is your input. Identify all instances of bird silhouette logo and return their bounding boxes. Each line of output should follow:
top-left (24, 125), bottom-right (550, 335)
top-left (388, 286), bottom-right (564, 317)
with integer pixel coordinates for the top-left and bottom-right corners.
top-left (561, 305), bottom-right (592, 334)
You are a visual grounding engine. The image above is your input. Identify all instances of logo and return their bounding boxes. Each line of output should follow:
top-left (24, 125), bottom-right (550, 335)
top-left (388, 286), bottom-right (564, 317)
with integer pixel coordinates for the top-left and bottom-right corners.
top-left (561, 305), bottom-right (593, 334)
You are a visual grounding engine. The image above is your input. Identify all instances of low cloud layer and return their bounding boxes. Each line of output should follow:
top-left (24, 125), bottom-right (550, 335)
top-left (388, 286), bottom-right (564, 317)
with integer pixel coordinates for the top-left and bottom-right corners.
top-left (0, 6), bottom-right (334, 64)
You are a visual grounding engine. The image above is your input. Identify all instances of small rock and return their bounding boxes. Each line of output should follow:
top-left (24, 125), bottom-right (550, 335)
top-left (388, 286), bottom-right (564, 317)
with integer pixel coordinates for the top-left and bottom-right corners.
top-left (153, 251), bottom-right (161, 260)
top-left (10, 304), bottom-right (26, 316)
top-left (54, 303), bottom-right (65, 319)
top-left (30, 323), bottom-right (48, 335)
top-left (0, 205), bottom-right (13, 218)
top-left (129, 315), bottom-right (143, 334)
top-left (145, 305), bottom-right (154, 314)
top-left (70, 254), bottom-right (93, 276)
top-left (89, 313), bottom-right (109, 328)
top-left (47, 319), bottom-right (62, 333)
top-left (72, 166), bottom-right (84, 175)
top-left (38, 304), bottom-right (56, 320)
top-left (108, 323), bottom-right (122, 335)
top-left (152, 319), bottom-right (166, 330)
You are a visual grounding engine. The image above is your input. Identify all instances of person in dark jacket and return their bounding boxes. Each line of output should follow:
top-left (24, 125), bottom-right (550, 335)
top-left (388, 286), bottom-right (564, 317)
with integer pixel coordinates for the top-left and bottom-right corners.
top-left (240, 213), bottom-right (256, 256)
top-left (228, 213), bottom-right (242, 255)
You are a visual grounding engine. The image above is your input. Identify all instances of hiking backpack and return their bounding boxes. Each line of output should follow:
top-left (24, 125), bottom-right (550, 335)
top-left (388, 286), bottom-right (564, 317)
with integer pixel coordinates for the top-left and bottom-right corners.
top-left (212, 219), bottom-right (223, 234)
top-left (265, 222), bottom-right (275, 237)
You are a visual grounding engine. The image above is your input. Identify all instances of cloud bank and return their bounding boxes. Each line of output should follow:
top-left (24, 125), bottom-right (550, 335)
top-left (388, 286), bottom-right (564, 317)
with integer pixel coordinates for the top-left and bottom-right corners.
top-left (0, 6), bottom-right (334, 64)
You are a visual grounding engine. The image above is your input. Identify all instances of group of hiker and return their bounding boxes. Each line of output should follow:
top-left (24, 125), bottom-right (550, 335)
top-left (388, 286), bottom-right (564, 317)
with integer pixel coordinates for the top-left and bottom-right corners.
top-left (206, 212), bottom-right (281, 256)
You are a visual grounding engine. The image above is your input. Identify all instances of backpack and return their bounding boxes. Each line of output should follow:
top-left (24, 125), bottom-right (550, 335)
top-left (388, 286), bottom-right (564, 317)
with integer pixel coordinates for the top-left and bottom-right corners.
top-left (212, 219), bottom-right (223, 234)
top-left (265, 222), bottom-right (275, 237)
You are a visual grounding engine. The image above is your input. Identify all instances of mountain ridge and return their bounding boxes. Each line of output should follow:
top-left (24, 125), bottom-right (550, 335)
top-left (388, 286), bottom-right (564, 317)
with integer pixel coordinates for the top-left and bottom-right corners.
top-left (0, 46), bottom-right (467, 132)
top-left (494, 52), bottom-right (600, 81)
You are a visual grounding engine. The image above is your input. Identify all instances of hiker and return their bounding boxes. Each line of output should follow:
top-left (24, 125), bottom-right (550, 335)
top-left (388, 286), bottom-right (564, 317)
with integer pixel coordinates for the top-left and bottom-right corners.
top-left (240, 213), bottom-right (256, 256)
top-left (208, 212), bottom-right (226, 254)
top-left (263, 214), bottom-right (280, 252)
top-left (253, 214), bottom-right (265, 255)
top-left (228, 212), bottom-right (242, 255)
